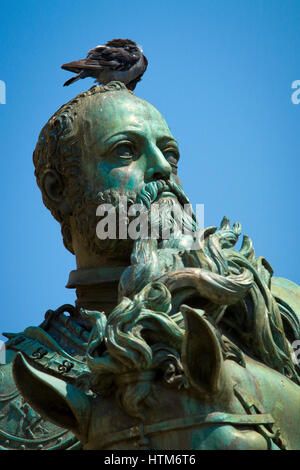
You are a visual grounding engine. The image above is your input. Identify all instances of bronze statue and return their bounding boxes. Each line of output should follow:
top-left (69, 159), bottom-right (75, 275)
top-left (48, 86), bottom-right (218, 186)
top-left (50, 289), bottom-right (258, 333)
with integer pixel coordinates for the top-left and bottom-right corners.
top-left (1, 82), bottom-right (300, 450)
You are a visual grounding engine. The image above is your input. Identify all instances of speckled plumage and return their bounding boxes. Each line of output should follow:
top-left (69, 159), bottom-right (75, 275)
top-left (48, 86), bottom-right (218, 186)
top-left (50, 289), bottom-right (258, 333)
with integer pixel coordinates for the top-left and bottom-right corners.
top-left (61, 38), bottom-right (148, 90)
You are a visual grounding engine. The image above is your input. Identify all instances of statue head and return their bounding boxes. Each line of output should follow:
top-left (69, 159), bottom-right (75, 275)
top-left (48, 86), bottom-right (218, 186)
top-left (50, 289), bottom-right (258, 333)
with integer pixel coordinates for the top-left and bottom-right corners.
top-left (33, 82), bottom-right (193, 267)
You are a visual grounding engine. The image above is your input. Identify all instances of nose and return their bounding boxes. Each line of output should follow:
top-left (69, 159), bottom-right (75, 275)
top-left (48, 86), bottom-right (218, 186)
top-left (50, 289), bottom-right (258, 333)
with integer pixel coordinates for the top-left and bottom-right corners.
top-left (144, 145), bottom-right (172, 182)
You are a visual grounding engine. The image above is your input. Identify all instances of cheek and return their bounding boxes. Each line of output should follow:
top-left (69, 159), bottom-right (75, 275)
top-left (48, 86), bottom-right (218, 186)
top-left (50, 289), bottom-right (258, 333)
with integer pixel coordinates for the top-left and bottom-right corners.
top-left (95, 161), bottom-right (145, 193)
top-left (170, 173), bottom-right (184, 191)
top-left (171, 174), bottom-right (182, 187)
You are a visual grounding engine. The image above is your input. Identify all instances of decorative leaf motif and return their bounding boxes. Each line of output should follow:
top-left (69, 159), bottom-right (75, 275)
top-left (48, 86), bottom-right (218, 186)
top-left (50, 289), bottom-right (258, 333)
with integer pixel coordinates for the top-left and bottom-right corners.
top-left (220, 216), bottom-right (231, 231)
top-left (240, 235), bottom-right (255, 261)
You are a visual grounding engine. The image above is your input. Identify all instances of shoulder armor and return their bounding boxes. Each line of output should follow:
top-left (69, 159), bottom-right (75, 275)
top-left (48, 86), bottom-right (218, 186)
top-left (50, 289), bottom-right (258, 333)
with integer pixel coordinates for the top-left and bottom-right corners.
top-left (0, 304), bottom-right (92, 450)
top-left (0, 361), bottom-right (81, 450)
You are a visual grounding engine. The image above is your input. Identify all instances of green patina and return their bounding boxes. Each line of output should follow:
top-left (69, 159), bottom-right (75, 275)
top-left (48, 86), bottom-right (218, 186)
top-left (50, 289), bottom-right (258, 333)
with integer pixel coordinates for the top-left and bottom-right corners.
top-left (83, 90), bottom-right (178, 194)
top-left (1, 82), bottom-right (300, 450)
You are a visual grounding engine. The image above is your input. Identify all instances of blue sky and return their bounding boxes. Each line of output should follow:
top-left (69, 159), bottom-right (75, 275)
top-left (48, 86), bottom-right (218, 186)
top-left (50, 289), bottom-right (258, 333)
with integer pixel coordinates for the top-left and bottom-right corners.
top-left (0, 0), bottom-right (299, 340)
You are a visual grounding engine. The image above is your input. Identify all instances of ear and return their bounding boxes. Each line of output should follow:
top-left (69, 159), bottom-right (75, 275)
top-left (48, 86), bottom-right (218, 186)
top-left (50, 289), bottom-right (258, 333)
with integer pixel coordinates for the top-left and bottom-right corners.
top-left (41, 169), bottom-right (71, 214)
top-left (180, 305), bottom-right (230, 396)
top-left (13, 353), bottom-right (91, 443)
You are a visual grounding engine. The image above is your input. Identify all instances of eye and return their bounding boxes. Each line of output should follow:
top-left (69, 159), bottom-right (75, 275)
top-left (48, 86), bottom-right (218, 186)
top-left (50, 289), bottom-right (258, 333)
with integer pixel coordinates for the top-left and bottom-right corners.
top-left (163, 149), bottom-right (179, 173)
top-left (112, 142), bottom-right (135, 160)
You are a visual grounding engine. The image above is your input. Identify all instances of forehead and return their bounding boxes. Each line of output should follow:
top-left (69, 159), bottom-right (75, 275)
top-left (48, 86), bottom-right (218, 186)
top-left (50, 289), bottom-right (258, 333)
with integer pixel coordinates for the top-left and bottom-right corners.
top-left (83, 92), bottom-right (173, 142)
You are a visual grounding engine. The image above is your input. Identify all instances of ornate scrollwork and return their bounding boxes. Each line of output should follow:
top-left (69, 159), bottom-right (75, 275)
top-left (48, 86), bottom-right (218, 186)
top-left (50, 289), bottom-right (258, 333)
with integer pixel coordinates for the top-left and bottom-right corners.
top-left (58, 360), bottom-right (74, 373)
top-left (31, 347), bottom-right (47, 360)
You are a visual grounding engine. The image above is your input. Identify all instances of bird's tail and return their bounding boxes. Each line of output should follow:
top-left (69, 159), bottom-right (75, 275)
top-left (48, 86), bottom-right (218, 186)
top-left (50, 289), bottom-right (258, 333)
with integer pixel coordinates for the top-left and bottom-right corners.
top-left (63, 74), bottom-right (82, 87)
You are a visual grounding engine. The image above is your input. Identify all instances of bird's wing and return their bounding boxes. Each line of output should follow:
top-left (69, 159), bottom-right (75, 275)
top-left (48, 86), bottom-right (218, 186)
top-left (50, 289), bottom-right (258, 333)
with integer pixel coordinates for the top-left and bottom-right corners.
top-left (86, 45), bottom-right (139, 71)
top-left (61, 58), bottom-right (119, 73)
top-left (61, 59), bottom-right (97, 73)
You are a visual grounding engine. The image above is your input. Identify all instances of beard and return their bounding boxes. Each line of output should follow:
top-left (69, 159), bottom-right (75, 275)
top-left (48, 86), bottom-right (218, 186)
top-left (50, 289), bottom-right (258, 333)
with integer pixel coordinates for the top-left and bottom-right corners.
top-left (70, 177), bottom-right (197, 262)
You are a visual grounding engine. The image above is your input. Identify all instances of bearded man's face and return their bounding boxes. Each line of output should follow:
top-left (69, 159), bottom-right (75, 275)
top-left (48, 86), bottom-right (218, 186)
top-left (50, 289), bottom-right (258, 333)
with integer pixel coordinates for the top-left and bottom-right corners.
top-left (69, 91), bottom-right (195, 260)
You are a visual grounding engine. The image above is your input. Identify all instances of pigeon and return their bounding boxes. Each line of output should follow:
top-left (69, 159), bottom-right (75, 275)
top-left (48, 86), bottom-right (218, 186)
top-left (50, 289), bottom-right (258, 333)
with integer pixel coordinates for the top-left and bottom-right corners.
top-left (61, 38), bottom-right (148, 90)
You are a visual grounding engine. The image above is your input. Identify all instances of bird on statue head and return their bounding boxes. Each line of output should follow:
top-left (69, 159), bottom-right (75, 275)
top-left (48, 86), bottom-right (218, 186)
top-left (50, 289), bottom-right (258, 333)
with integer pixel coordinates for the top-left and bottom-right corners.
top-left (61, 38), bottom-right (148, 91)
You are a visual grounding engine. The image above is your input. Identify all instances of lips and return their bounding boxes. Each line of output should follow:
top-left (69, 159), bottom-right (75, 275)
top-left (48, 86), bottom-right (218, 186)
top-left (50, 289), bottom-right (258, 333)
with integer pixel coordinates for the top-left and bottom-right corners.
top-left (155, 180), bottom-right (177, 201)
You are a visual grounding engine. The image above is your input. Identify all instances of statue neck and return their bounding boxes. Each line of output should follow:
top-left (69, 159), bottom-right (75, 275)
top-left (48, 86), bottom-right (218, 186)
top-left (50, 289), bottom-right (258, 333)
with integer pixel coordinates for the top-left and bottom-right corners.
top-left (66, 266), bottom-right (127, 315)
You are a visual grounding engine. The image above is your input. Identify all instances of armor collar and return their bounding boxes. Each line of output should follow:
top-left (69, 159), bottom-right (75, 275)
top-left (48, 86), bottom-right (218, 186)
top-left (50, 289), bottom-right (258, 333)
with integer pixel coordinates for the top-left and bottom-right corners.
top-left (66, 266), bottom-right (128, 314)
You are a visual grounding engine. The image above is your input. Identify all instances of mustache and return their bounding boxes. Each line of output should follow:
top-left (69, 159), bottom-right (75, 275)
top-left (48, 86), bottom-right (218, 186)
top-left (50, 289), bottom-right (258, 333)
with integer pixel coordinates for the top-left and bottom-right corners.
top-left (94, 178), bottom-right (198, 234)
top-left (137, 179), bottom-right (198, 235)
top-left (136, 179), bottom-right (191, 209)
top-left (95, 179), bottom-right (190, 208)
